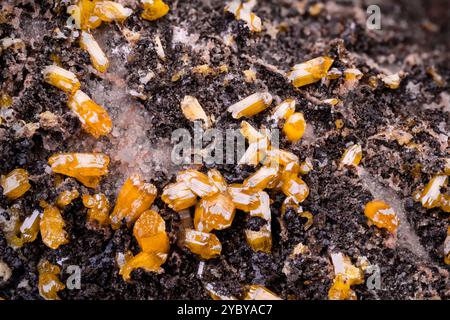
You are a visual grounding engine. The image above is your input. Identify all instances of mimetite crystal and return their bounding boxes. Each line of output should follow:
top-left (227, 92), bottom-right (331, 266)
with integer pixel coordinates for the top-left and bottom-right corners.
top-left (364, 200), bottom-right (399, 233)
top-left (48, 153), bottom-right (110, 188)
top-left (288, 57), bottom-right (334, 88)
top-left (184, 229), bottom-right (222, 259)
top-left (141, 0), bottom-right (170, 21)
top-left (133, 210), bottom-right (169, 253)
top-left (1, 168), bottom-right (31, 200)
top-left (110, 174), bottom-right (157, 229)
top-left (194, 192), bottom-right (236, 232)
top-left (38, 261), bottom-right (65, 300)
top-left (68, 90), bottom-right (112, 138)
top-left (82, 193), bottom-right (110, 225)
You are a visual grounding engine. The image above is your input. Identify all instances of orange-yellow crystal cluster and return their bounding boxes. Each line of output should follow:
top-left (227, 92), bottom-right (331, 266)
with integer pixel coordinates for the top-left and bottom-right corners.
top-left (328, 253), bottom-right (364, 300)
top-left (177, 169), bottom-right (220, 198)
top-left (38, 261), bottom-right (65, 300)
top-left (1, 168), bottom-right (31, 200)
top-left (110, 174), bottom-right (157, 229)
top-left (141, 0), bottom-right (170, 21)
top-left (79, 31), bottom-right (110, 73)
top-left (43, 64), bottom-right (112, 138)
top-left (67, 1), bottom-right (132, 72)
top-left (48, 153), bottom-right (110, 188)
top-left (364, 200), bottom-right (399, 234)
top-left (118, 210), bottom-right (169, 281)
top-left (162, 169), bottom-right (237, 259)
top-left (82, 193), bottom-right (110, 225)
top-left (229, 120), bottom-right (312, 252)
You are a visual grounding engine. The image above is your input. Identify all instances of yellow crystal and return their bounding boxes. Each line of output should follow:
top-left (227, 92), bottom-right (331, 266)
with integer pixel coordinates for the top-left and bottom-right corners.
top-left (93, 1), bottom-right (132, 22)
top-left (381, 73), bottom-right (401, 89)
top-left (415, 175), bottom-right (447, 209)
top-left (288, 56), bottom-right (334, 88)
top-left (176, 169), bottom-right (219, 198)
top-left (240, 121), bottom-right (266, 142)
top-left (281, 174), bottom-right (309, 203)
top-left (322, 98), bottom-right (341, 106)
top-left (194, 192), bottom-right (236, 232)
top-left (56, 188), bottom-right (79, 208)
top-left (38, 261), bottom-right (65, 300)
top-left (141, 0), bottom-right (170, 21)
top-left (7, 210), bottom-right (40, 248)
top-left (161, 181), bottom-right (197, 211)
top-left (82, 193), bottom-right (110, 225)
top-left (239, 122), bottom-right (270, 166)
top-left (184, 229), bottom-right (222, 259)
top-left (207, 169), bottom-right (228, 192)
top-left (40, 204), bottom-right (69, 249)
top-left (227, 92), bottom-right (273, 119)
top-left (343, 68), bottom-right (363, 81)
top-left (225, 0), bottom-right (262, 32)
top-left (270, 99), bottom-right (296, 122)
top-left (328, 253), bottom-right (364, 300)
top-left (48, 153), bottom-right (110, 188)
top-left (1, 168), bottom-right (31, 200)
top-left (110, 174), bottom-right (157, 229)
top-left (133, 210), bottom-right (169, 253)
top-left (79, 31), bottom-right (109, 73)
top-left (364, 200), bottom-right (399, 233)
top-left (0, 92), bottom-right (13, 108)
top-left (264, 148), bottom-right (300, 169)
top-left (227, 183), bottom-right (260, 212)
top-left (67, 0), bottom-right (102, 30)
top-left (43, 65), bottom-right (80, 94)
top-left (340, 144), bottom-right (362, 167)
top-left (68, 90), bottom-right (112, 138)
top-left (245, 191), bottom-right (272, 253)
top-left (118, 251), bottom-right (167, 281)
top-left (243, 165), bottom-right (279, 192)
top-left (180, 96), bottom-right (210, 128)
top-left (244, 285), bottom-right (282, 300)
top-left (283, 112), bottom-right (306, 142)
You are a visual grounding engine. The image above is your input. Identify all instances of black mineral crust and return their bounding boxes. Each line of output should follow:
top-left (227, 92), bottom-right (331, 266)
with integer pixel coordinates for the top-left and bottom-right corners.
top-left (0, 0), bottom-right (449, 300)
